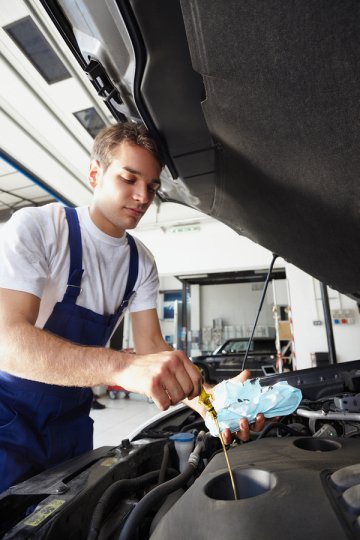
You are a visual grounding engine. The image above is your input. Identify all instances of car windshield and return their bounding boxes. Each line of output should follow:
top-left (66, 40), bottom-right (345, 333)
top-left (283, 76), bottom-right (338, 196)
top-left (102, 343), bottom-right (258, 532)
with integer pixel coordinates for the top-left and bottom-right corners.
top-left (222, 340), bottom-right (252, 353)
top-left (220, 339), bottom-right (275, 354)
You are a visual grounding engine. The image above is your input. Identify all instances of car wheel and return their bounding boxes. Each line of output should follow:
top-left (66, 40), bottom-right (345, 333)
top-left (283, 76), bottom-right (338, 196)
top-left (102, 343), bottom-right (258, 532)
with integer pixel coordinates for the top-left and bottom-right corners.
top-left (108, 390), bottom-right (119, 400)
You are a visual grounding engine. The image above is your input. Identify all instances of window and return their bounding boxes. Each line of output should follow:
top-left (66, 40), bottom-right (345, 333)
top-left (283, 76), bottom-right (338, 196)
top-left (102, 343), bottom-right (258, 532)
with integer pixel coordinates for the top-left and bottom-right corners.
top-left (5, 16), bottom-right (71, 84)
top-left (163, 291), bottom-right (182, 320)
top-left (73, 107), bottom-right (106, 138)
top-left (223, 340), bottom-right (252, 353)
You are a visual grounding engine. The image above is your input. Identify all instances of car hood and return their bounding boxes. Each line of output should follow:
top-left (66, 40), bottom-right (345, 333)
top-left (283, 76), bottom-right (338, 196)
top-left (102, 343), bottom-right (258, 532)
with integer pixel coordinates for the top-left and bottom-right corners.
top-left (41, 0), bottom-right (360, 300)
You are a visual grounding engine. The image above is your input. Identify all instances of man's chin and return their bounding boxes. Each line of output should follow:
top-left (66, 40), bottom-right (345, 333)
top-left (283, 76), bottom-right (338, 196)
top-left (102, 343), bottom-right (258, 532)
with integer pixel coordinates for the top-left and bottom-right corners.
top-left (123, 216), bottom-right (141, 230)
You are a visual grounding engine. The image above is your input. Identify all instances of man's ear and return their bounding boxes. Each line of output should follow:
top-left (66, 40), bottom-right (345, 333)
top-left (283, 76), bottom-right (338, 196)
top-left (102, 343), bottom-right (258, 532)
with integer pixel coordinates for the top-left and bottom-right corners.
top-left (88, 160), bottom-right (102, 189)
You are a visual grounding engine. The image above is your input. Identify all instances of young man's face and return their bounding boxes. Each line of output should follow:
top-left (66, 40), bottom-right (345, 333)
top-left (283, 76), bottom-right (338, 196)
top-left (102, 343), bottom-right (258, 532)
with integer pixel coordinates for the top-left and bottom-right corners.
top-left (88, 142), bottom-right (162, 237)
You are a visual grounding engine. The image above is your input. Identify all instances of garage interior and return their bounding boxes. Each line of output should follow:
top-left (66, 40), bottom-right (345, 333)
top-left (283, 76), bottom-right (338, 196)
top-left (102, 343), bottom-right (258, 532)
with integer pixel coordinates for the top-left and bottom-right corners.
top-left (1, 0), bottom-right (359, 372)
top-left (1, 1), bottom-right (360, 538)
top-left (1, 0), bottom-right (360, 432)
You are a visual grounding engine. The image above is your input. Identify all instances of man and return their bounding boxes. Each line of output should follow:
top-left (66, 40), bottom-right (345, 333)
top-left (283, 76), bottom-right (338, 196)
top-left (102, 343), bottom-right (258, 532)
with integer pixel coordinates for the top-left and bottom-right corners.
top-left (0, 122), bottom-right (263, 492)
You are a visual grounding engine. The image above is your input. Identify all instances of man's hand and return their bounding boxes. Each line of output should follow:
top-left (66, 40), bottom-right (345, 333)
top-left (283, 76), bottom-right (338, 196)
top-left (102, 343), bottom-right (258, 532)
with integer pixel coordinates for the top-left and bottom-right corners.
top-left (221, 370), bottom-right (266, 444)
top-left (221, 413), bottom-right (266, 444)
top-left (185, 369), bottom-right (266, 443)
top-left (116, 349), bottom-right (203, 411)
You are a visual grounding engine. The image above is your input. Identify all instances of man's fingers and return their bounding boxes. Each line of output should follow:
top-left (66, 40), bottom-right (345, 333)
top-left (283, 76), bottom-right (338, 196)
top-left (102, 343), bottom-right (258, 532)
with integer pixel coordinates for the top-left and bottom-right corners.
top-left (221, 421), bottom-right (253, 445)
top-left (147, 369), bottom-right (185, 409)
top-left (251, 413), bottom-right (266, 433)
top-left (117, 349), bottom-right (203, 411)
top-left (176, 350), bottom-right (203, 399)
top-left (162, 351), bottom-right (202, 402)
top-left (218, 419), bottom-right (251, 444)
top-left (142, 350), bottom-right (202, 408)
top-left (148, 386), bottom-right (172, 411)
top-left (222, 428), bottom-right (232, 445)
top-left (236, 418), bottom-right (251, 442)
top-left (161, 373), bottom-right (188, 405)
top-left (235, 414), bottom-right (266, 441)
top-left (220, 414), bottom-right (266, 445)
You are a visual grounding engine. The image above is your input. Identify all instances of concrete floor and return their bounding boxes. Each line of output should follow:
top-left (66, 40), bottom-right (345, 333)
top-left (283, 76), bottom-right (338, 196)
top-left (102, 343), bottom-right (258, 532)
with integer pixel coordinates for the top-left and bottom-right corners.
top-left (90, 391), bottom-right (160, 448)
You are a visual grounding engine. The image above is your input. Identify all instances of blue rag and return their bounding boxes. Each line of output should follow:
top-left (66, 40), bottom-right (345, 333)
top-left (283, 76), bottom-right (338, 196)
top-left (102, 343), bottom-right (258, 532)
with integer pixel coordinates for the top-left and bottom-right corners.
top-left (205, 378), bottom-right (302, 436)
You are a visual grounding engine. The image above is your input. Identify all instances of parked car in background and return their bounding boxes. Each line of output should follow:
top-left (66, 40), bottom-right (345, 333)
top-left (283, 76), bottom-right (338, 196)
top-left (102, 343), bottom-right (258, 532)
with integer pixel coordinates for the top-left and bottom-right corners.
top-left (192, 337), bottom-right (277, 383)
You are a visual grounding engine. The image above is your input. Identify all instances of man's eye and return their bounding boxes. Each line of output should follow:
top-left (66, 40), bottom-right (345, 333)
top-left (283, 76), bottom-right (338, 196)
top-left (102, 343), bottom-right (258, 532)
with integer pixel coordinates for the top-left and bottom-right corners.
top-left (121, 176), bottom-right (135, 184)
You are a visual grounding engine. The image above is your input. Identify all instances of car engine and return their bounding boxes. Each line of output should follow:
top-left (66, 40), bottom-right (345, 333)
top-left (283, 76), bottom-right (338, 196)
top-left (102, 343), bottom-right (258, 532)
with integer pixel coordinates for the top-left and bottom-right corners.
top-left (2, 361), bottom-right (360, 540)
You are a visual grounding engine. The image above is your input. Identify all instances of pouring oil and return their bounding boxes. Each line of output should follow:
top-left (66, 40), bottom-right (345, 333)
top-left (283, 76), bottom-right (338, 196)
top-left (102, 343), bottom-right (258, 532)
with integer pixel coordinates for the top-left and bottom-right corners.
top-left (199, 388), bottom-right (238, 500)
top-left (213, 416), bottom-right (238, 500)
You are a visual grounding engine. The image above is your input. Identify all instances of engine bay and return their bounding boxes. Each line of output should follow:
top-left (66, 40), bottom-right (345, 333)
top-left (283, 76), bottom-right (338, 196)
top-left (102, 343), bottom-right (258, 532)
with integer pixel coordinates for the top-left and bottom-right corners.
top-left (2, 361), bottom-right (360, 539)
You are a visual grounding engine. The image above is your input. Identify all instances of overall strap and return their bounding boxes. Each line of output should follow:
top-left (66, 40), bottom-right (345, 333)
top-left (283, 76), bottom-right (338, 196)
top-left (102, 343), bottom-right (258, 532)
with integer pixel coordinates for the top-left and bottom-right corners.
top-left (63, 206), bottom-right (84, 304)
top-left (104, 233), bottom-right (139, 345)
top-left (123, 233), bottom-right (139, 305)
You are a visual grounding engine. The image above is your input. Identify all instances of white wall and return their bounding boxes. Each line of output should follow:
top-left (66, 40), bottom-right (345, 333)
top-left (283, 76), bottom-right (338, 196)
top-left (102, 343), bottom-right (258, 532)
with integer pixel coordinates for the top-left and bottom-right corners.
top-left (198, 281), bottom-right (286, 352)
top-left (286, 264), bottom-right (360, 369)
top-left (200, 282), bottom-right (275, 329)
top-left (135, 208), bottom-right (287, 350)
top-left (133, 203), bottom-right (281, 275)
top-left (134, 202), bottom-right (360, 368)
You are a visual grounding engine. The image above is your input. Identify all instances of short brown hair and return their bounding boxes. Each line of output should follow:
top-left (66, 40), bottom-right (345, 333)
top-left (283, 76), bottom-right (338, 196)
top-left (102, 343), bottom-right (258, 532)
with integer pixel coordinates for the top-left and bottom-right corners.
top-left (91, 121), bottom-right (164, 171)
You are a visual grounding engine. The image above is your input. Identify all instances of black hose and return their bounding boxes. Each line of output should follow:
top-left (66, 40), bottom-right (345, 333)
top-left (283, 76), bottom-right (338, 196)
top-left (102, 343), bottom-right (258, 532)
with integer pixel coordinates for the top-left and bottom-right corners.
top-left (257, 422), bottom-right (307, 439)
top-left (87, 468), bottom-right (178, 540)
top-left (118, 462), bottom-right (197, 540)
top-left (180, 418), bottom-right (204, 432)
top-left (158, 442), bottom-right (171, 485)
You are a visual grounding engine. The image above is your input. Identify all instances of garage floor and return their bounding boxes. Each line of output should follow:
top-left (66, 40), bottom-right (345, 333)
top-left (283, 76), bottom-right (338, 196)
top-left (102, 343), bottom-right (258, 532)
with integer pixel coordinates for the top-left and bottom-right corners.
top-left (90, 392), bottom-right (159, 449)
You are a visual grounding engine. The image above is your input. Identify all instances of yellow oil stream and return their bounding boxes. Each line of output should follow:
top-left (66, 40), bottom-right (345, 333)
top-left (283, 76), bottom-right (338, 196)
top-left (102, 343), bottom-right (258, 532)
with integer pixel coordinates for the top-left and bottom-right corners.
top-left (199, 387), bottom-right (238, 500)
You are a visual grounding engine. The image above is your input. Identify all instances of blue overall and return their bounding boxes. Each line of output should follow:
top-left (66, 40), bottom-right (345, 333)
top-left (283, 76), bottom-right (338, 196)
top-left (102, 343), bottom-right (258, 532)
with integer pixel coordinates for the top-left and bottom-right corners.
top-left (0, 207), bottom-right (138, 492)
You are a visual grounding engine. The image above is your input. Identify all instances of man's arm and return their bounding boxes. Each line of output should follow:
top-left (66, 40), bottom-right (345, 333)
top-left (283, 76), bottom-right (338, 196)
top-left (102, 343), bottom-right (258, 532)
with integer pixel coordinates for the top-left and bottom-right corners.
top-left (128, 309), bottom-right (201, 408)
top-left (0, 290), bottom-right (202, 410)
top-left (130, 308), bottom-right (266, 442)
top-left (131, 308), bottom-right (171, 354)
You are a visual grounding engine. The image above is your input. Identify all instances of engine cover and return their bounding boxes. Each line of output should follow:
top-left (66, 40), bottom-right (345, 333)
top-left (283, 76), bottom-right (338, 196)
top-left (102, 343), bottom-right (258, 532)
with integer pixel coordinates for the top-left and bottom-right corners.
top-left (151, 437), bottom-right (360, 540)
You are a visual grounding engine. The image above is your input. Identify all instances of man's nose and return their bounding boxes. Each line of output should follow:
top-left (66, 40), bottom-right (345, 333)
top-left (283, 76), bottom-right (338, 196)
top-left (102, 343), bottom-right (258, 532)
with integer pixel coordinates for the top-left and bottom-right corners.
top-left (133, 182), bottom-right (149, 204)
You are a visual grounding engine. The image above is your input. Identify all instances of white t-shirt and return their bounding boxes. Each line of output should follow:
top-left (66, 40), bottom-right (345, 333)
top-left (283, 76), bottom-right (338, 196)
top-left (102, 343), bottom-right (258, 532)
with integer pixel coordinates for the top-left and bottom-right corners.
top-left (0, 203), bottom-right (159, 330)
